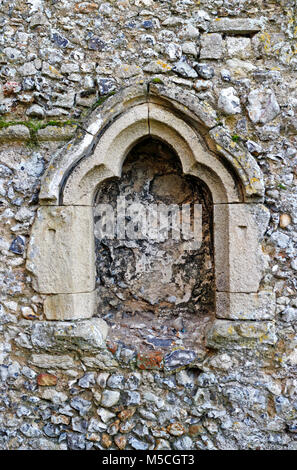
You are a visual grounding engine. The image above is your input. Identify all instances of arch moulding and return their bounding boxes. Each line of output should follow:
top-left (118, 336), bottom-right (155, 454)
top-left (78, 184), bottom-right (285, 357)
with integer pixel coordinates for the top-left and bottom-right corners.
top-left (26, 83), bottom-right (276, 348)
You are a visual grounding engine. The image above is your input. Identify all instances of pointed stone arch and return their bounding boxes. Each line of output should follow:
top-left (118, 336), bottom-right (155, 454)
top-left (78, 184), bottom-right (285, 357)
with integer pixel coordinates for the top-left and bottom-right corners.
top-left (26, 82), bottom-right (275, 347)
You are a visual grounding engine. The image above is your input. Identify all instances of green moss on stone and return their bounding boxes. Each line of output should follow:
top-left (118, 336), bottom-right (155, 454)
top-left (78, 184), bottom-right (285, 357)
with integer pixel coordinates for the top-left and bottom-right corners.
top-left (91, 91), bottom-right (117, 110)
top-left (150, 78), bottom-right (164, 84)
top-left (0, 119), bottom-right (79, 146)
top-left (277, 183), bottom-right (287, 190)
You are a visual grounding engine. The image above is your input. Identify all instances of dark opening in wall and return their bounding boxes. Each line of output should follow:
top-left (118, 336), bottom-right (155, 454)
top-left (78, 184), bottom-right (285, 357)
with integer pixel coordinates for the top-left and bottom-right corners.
top-left (94, 138), bottom-right (215, 354)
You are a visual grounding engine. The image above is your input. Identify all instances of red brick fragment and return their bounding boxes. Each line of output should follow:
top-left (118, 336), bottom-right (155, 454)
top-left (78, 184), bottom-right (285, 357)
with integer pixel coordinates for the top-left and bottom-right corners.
top-left (137, 351), bottom-right (164, 370)
top-left (37, 373), bottom-right (58, 386)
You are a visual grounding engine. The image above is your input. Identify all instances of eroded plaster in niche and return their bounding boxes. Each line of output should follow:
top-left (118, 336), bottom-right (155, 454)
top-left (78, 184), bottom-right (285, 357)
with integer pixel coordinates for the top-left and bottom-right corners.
top-left (94, 138), bottom-right (215, 353)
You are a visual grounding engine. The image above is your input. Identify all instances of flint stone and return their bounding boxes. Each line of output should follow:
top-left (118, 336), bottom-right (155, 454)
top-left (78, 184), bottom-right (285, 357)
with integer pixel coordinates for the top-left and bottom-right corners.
top-left (26, 104), bottom-right (45, 119)
top-left (218, 87), bottom-right (241, 115)
top-left (176, 370), bottom-right (195, 388)
top-left (52, 32), bottom-right (69, 48)
top-left (173, 436), bottom-right (193, 450)
top-left (43, 423), bottom-right (60, 438)
top-left (164, 350), bottom-right (197, 370)
top-left (88, 418), bottom-right (107, 433)
top-left (78, 372), bottom-right (96, 388)
top-left (3, 47), bottom-right (22, 63)
top-left (180, 23), bottom-right (200, 39)
top-left (155, 439), bottom-right (171, 450)
top-left (101, 390), bottom-right (120, 407)
top-left (20, 423), bottom-right (41, 438)
top-left (9, 236), bottom-right (25, 255)
top-left (173, 59), bottom-right (198, 78)
top-left (121, 391), bottom-right (141, 406)
top-left (120, 346), bottom-right (137, 363)
top-left (247, 88), bottom-right (280, 124)
top-left (67, 433), bottom-right (86, 450)
top-left (125, 373), bottom-right (141, 390)
top-left (72, 417), bottom-right (88, 433)
top-left (30, 438), bottom-right (66, 450)
top-left (30, 13), bottom-right (47, 28)
top-left (97, 77), bottom-right (116, 95)
top-left (52, 91), bottom-right (76, 109)
top-left (246, 140), bottom-right (263, 156)
top-left (226, 58), bottom-right (256, 74)
top-left (97, 408), bottom-right (116, 423)
top-left (194, 63), bottom-right (215, 79)
top-left (128, 436), bottom-right (149, 450)
top-left (97, 372), bottom-right (110, 388)
top-left (40, 389), bottom-right (68, 404)
top-left (291, 259), bottom-right (297, 271)
top-left (257, 123), bottom-right (281, 141)
top-left (165, 43), bottom-right (182, 61)
top-left (70, 397), bottom-right (92, 416)
top-left (281, 307), bottom-right (297, 322)
top-left (182, 42), bottom-right (197, 56)
top-left (41, 62), bottom-right (62, 79)
top-left (106, 374), bottom-right (125, 389)
top-left (270, 231), bottom-right (290, 248)
top-left (22, 366), bottom-right (37, 379)
top-left (88, 37), bottom-right (107, 51)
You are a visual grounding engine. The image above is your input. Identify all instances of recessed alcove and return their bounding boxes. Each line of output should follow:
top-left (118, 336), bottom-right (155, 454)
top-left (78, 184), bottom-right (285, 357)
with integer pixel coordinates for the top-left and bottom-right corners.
top-left (26, 84), bottom-right (275, 351)
top-left (93, 138), bottom-right (215, 353)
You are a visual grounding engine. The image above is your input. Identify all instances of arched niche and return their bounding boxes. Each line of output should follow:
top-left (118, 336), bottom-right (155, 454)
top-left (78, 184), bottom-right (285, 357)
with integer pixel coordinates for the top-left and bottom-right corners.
top-left (94, 137), bottom-right (216, 352)
top-left (26, 84), bottom-right (275, 348)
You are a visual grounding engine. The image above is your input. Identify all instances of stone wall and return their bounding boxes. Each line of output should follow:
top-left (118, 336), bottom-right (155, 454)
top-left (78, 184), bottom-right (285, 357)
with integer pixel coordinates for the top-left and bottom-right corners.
top-left (0, 0), bottom-right (297, 451)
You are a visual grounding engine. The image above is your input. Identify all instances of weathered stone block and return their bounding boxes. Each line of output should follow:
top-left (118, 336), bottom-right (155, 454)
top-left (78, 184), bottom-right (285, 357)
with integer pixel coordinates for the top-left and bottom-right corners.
top-left (216, 291), bottom-right (276, 320)
top-left (226, 37), bottom-right (252, 59)
top-left (62, 104), bottom-right (149, 205)
top-left (30, 353), bottom-right (77, 369)
top-left (37, 125), bottom-right (77, 141)
top-left (149, 82), bottom-right (218, 129)
top-left (209, 18), bottom-right (265, 34)
top-left (26, 206), bottom-right (95, 295)
top-left (214, 203), bottom-right (270, 293)
top-left (31, 318), bottom-right (109, 352)
top-left (44, 292), bottom-right (96, 321)
top-left (206, 320), bottom-right (276, 349)
top-left (209, 126), bottom-right (264, 199)
top-left (200, 33), bottom-right (223, 59)
top-left (53, 318), bottom-right (109, 351)
top-left (0, 125), bottom-right (30, 142)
